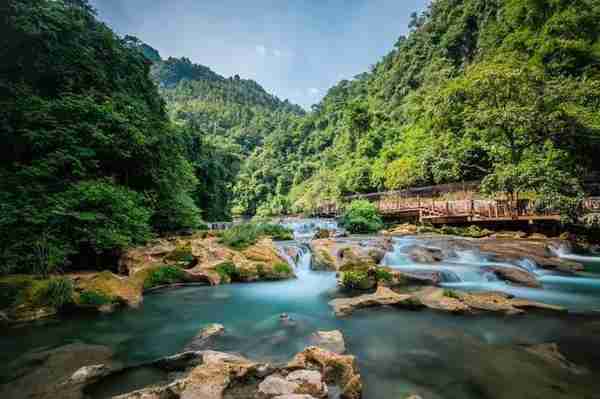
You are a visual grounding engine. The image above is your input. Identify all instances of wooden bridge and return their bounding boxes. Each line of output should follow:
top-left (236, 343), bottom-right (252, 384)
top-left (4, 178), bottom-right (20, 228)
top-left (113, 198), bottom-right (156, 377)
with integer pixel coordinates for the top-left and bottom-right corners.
top-left (312, 184), bottom-right (600, 225)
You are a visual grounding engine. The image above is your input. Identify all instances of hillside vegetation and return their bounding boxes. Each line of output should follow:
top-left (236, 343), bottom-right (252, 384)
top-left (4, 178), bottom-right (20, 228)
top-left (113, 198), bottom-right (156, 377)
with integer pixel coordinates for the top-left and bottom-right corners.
top-left (235, 0), bottom-right (600, 216)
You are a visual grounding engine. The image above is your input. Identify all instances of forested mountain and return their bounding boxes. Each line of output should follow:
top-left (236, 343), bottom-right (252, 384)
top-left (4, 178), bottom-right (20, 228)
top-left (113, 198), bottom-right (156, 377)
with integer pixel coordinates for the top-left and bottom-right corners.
top-left (238, 0), bottom-right (600, 216)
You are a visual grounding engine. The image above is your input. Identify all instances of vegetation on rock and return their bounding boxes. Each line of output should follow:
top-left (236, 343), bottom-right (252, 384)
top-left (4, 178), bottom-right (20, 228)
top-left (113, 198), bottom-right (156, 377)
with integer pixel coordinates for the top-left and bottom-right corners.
top-left (218, 223), bottom-right (293, 250)
top-left (340, 200), bottom-right (384, 234)
top-left (143, 266), bottom-right (187, 289)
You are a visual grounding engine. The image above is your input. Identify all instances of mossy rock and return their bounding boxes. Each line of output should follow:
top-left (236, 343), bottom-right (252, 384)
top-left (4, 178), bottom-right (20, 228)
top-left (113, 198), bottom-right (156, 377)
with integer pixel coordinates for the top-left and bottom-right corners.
top-left (214, 261), bottom-right (239, 283)
top-left (77, 271), bottom-right (142, 307)
top-left (340, 271), bottom-right (376, 290)
top-left (0, 275), bottom-right (74, 321)
top-left (164, 244), bottom-right (197, 269)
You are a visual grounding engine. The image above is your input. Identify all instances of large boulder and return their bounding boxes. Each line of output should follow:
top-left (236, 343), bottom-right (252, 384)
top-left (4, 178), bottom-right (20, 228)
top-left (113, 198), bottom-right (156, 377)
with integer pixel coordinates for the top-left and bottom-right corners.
top-left (484, 266), bottom-right (541, 288)
top-left (310, 330), bottom-right (346, 354)
top-left (310, 238), bottom-right (392, 272)
top-left (287, 346), bottom-right (362, 399)
top-left (0, 343), bottom-right (118, 399)
top-left (329, 286), bottom-right (418, 316)
top-left (107, 347), bottom-right (362, 399)
top-left (405, 245), bottom-right (445, 263)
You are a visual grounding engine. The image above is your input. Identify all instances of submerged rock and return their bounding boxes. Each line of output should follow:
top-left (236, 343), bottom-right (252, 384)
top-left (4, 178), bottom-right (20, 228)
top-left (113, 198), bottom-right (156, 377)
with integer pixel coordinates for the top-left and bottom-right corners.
top-left (0, 343), bottom-right (117, 399)
top-left (185, 323), bottom-right (226, 351)
top-left (523, 343), bottom-right (589, 375)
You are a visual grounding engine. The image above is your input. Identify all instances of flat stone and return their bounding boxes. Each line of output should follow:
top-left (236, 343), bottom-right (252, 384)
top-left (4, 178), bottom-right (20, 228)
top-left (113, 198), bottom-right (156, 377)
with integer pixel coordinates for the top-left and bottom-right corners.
top-left (311, 330), bottom-right (346, 354)
top-left (329, 286), bottom-right (415, 316)
top-left (184, 323), bottom-right (225, 351)
top-left (258, 375), bottom-right (300, 397)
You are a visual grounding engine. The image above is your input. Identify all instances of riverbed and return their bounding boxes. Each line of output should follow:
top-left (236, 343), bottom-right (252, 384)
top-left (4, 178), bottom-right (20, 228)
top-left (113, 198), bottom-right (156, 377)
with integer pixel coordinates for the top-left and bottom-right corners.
top-left (2, 220), bottom-right (600, 398)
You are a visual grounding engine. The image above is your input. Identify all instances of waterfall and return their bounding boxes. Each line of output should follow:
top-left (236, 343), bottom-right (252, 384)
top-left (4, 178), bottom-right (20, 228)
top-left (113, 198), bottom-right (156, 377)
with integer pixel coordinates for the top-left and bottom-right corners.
top-left (550, 243), bottom-right (600, 263)
top-left (280, 218), bottom-right (339, 240)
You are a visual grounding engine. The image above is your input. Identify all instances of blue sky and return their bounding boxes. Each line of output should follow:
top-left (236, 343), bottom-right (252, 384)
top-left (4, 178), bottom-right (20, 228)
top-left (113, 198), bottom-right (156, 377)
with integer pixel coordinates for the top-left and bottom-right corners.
top-left (90, 0), bottom-right (430, 108)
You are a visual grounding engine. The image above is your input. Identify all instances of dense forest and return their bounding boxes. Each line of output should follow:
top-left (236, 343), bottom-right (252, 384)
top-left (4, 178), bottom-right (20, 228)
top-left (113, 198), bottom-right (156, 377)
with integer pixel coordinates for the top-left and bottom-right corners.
top-left (237, 0), bottom-right (600, 217)
top-left (2, 0), bottom-right (600, 275)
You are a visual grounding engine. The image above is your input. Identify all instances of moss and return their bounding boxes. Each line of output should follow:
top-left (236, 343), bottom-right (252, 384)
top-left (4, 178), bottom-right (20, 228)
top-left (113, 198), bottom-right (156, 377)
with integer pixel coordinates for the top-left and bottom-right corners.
top-left (215, 261), bottom-right (238, 283)
top-left (0, 275), bottom-right (74, 315)
top-left (443, 289), bottom-right (461, 299)
top-left (219, 223), bottom-right (294, 250)
top-left (79, 290), bottom-right (114, 306)
top-left (375, 268), bottom-right (393, 282)
top-left (273, 262), bottom-right (292, 275)
top-left (341, 271), bottom-right (372, 290)
top-left (255, 263), bottom-right (266, 278)
top-left (164, 245), bottom-right (196, 269)
top-left (143, 266), bottom-right (186, 289)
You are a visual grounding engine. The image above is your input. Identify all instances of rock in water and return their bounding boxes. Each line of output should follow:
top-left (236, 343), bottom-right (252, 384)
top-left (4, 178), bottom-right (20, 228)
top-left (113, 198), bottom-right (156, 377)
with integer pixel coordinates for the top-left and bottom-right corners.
top-left (310, 330), bottom-right (346, 354)
top-left (184, 323), bottom-right (225, 351)
top-left (406, 245), bottom-right (445, 263)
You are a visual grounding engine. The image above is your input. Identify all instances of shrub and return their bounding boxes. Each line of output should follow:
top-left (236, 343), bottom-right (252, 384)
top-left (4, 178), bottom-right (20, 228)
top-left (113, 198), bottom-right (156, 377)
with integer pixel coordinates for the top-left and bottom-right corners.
top-left (443, 289), bottom-right (461, 299)
top-left (215, 261), bottom-right (238, 282)
top-left (143, 266), bottom-right (186, 289)
top-left (79, 290), bottom-right (114, 306)
top-left (340, 200), bottom-right (383, 234)
top-left (341, 271), bottom-right (370, 289)
top-left (273, 262), bottom-right (292, 275)
top-left (219, 223), bottom-right (293, 250)
top-left (44, 278), bottom-right (74, 308)
top-left (375, 268), bottom-right (393, 282)
top-left (165, 246), bottom-right (196, 268)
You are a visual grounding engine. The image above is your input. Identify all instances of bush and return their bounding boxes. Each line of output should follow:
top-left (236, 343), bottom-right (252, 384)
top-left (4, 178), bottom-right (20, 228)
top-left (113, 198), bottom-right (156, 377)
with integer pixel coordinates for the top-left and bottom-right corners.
top-left (165, 245), bottom-right (196, 268)
top-left (79, 290), bottom-right (114, 306)
top-left (273, 262), bottom-right (292, 275)
top-left (341, 271), bottom-right (370, 289)
top-left (219, 223), bottom-right (293, 249)
top-left (340, 200), bottom-right (383, 234)
top-left (215, 261), bottom-right (238, 282)
top-left (143, 266), bottom-right (186, 289)
top-left (375, 268), bottom-right (393, 282)
top-left (443, 289), bottom-right (461, 299)
top-left (44, 278), bottom-right (74, 308)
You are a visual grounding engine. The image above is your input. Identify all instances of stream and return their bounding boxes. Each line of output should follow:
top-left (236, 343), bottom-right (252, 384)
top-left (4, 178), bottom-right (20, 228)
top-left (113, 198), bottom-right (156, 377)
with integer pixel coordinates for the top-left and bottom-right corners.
top-left (2, 219), bottom-right (600, 398)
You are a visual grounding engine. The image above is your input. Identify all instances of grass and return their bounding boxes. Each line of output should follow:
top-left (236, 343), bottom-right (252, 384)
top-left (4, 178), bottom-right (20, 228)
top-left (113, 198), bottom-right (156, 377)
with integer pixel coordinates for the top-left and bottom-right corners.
top-left (165, 245), bottom-right (195, 268)
top-left (0, 275), bottom-right (74, 310)
top-left (79, 290), bottom-right (114, 306)
top-left (143, 266), bottom-right (186, 289)
top-left (218, 223), bottom-right (293, 250)
top-left (443, 289), bottom-right (461, 299)
top-left (273, 262), bottom-right (292, 275)
top-left (375, 268), bottom-right (393, 282)
top-left (341, 271), bottom-right (370, 290)
top-left (215, 261), bottom-right (239, 282)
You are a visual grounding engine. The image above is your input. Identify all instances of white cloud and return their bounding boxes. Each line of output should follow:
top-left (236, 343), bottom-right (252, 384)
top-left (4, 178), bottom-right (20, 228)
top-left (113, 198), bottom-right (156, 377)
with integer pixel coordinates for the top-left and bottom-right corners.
top-left (308, 87), bottom-right (320, 95)
top-left (273, 49), bottom-right (282, 57)
top-left (255, 45), bottom-right (267, 56)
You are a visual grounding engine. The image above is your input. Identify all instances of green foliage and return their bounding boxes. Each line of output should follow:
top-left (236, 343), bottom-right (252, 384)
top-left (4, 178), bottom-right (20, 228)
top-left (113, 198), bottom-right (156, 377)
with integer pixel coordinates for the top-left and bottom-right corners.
top-left (341, 271), bottom-right (370, 290)
top-left (43, 278), bottom-right (74, 308)
top-left (340, 200), bottom-right (384, 234)
top-left (443, 289), bottom-right (461, 300)
top-left (375, 268), bottom-right (393, 282)
top-left (218, 223), bottom-right (293, 249)
top-left (143, 266), bottom-right (186, 289)
top-left (273, 262), bottom-right (292, 275)
top-left (215, 261), bottom-right (238, 282)
top-left (0, 0), bottom-right (200, 275)
top-left (79, 290), bottom-right (114, 307)
top-left (165, 245), bottom-right (196, 268)
top-left (228, 0), bottom-right (600, 217)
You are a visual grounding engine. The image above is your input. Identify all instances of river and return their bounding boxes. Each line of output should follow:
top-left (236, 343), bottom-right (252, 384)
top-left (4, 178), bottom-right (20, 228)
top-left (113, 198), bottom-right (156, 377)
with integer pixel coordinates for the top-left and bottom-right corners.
top-left (2, 219), bottom-right (600, 398)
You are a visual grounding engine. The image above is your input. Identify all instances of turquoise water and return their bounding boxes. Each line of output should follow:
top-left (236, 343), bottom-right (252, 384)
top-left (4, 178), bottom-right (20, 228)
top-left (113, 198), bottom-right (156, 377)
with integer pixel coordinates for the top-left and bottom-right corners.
top-left (3, 229), bottom-right (600, 398)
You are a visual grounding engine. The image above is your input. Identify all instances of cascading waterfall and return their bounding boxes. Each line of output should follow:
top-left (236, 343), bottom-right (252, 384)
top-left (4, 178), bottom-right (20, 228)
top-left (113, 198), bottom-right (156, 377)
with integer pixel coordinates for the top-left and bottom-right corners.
top-left (280, 218), bottom-right (340, 240)
top-left (550, 242), bottom-right (600, 263)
